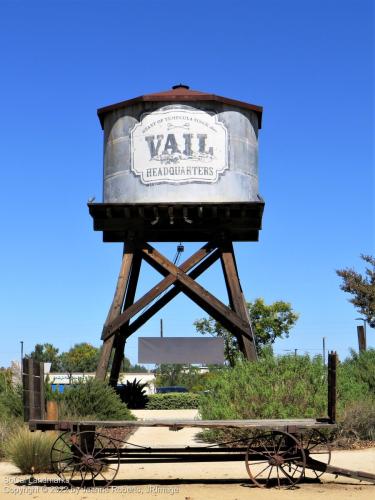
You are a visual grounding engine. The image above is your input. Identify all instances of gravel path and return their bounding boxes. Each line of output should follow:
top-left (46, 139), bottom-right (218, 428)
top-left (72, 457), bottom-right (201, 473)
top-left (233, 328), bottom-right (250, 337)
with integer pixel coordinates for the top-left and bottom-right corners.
top-left (129, 409), bottom-right (201, 447)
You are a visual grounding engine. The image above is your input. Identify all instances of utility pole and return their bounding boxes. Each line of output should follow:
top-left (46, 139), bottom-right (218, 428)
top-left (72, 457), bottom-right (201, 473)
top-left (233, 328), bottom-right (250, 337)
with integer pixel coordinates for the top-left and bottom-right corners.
top-left (357, 326), bottom-right (366, 352)
top-left (355, 318), bottom-right (367, 352)
top-left (20, 340), bottom-right (24, 375)
top-left (322, 337), bottom-right (326, 366)
top-left (160, 318), bottom-right (163, 338)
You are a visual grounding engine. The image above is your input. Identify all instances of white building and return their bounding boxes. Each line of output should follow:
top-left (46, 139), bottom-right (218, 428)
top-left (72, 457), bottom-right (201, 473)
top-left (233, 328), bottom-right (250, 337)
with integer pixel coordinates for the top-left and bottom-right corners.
top-left (48, 372), bottom-right (156, 394)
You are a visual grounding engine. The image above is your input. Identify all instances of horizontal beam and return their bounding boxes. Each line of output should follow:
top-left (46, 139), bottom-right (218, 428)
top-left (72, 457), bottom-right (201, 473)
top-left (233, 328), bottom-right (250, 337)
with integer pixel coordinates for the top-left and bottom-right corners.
top-left (88, 201), bottom-right (265, 243)
top-left (29, 418), bottom-right (335, 431)
top-left (101, 229), bottom-right (260, 243)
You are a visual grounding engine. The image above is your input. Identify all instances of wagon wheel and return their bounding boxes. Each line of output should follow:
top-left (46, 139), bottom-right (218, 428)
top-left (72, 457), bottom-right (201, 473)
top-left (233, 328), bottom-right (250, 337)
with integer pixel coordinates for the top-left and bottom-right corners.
top-left (245, 431), bottom-right (306, 488)
top-left (51, 430), bottom-right (120, 487)
top-left (299, 430), bottom-right (332, 479)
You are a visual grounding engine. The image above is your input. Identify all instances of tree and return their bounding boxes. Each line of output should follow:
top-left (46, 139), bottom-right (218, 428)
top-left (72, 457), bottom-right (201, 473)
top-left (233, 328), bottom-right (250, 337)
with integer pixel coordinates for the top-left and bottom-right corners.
top-left (154, 364), bottom-right (186, 387)
top-left (28, 343), bottom-right (61, 371)
top-left (154, 364), bottom-right (203, 390)
top-left (336, 254), bottom-right (375, 328)
top-left (128, 363), bottom-right (148, 373)
top-left (194, 298), bottom-right (299, 366)
top-left (60, 343), bottom-right (100, 374)
top-left (122, 356), bottom-right (131, 372)
top-left (28, 343), bottom-right (148, 376)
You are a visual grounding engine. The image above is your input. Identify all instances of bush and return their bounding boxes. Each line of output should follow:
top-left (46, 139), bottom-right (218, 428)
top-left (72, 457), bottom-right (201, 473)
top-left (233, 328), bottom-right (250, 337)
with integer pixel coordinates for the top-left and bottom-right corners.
top-left (199, 352), bottom-right (375, 421)
top-left (0, 386), bottom-right (23, 421)
top-left (199, 354), bottom-right (328, 421)
top-left (340, 349), bottom-right (375, 395)
top-left (0, 370), bottom-right (23, 420)
top-left (5, 426), bottom-right (56, 473)
top-left (59, 378), bottom-right (135, 421)
top-left (338, 401), bottom-right (375, 442)
top-left (154, 364), bottom-right (210, 391)
top-left (197, 351), bottom-right (375, 444)
top-left (146, 393), bottom-right (200, 409)
top-left (0, 419), bottom-right (22, 460)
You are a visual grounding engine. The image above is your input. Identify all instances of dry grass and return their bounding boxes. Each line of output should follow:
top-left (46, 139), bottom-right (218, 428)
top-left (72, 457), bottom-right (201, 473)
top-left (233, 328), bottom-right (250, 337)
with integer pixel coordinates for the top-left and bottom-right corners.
top-left (4, 426), bottom-right (56, 473)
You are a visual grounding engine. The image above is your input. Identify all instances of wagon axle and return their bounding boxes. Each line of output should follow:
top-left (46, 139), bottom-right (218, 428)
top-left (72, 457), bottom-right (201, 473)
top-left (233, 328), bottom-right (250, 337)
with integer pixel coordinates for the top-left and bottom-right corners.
top-left (269, 455), bottom-right (286, 466)
top-left (48, 427), bottom-right (375, 489)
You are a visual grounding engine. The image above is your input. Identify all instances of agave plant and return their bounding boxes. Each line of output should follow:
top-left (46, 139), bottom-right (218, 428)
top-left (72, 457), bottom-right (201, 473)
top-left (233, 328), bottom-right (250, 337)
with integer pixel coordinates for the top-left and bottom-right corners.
top-left (116, 379), bottom-right (149, 409)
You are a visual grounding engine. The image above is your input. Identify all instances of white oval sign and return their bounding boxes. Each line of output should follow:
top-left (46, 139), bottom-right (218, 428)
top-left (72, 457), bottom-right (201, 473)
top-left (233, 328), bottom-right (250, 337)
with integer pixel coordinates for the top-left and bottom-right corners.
top-left (130, 108), bottom-right (228, 184)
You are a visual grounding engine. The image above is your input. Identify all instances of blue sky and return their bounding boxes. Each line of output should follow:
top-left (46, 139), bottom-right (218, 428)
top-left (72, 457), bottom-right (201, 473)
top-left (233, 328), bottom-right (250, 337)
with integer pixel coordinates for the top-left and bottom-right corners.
top-left (0, 0), bottom-right (373, 368)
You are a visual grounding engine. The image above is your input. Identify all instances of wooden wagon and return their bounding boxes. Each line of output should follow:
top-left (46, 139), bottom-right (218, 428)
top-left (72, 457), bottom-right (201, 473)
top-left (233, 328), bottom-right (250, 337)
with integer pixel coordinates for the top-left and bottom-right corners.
top-left (25, 353), bottom-right (375, 489)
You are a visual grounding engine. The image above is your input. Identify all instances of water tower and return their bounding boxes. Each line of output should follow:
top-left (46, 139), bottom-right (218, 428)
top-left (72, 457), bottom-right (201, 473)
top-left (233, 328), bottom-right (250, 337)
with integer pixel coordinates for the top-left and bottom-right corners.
top-left (89, 85), bottom-right (264, 385)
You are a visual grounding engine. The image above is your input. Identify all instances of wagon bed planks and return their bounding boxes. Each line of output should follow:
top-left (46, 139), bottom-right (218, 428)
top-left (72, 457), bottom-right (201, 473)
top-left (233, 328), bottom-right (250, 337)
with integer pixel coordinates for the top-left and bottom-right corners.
top-left (29, 418), bottom-right (335, 432)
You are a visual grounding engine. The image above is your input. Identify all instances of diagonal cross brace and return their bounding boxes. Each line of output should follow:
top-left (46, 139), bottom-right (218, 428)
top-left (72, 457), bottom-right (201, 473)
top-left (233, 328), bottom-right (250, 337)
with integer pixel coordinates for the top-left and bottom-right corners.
top-left (140, 243), bottom-right (253, 342)
top-left (101, 242), bottom-right (216, 340)
top-left (126, 248), bottom-right (221, 336)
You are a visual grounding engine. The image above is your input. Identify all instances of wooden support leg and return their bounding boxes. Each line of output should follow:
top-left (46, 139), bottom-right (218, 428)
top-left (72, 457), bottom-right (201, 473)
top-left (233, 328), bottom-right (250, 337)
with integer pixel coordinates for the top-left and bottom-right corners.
top-left (109, 251), bottom-right (142, 386)
top-left (220, 242), bottom-right (257, 361)
top-left (98, 239), bottom-right (258, 379)
top-left (96, 244), bottom-right (135, 381)
top-left (328, 351), bottom-right (337, 423)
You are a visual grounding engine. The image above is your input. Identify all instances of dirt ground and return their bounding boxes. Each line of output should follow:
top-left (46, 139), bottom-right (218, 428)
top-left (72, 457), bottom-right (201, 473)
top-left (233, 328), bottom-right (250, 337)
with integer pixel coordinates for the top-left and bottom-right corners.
top-left (0, 410), bottom-right (374, 500)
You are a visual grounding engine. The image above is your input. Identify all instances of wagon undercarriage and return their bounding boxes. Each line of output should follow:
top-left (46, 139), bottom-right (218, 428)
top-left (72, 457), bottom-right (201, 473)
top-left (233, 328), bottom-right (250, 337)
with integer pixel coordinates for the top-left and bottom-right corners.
top-left (30, 418), bottom-right (375, 489)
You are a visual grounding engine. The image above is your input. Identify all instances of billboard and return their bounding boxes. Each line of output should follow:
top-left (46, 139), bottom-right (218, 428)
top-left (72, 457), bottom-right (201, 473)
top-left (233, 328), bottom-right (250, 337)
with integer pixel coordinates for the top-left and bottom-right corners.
top-left (138, 337), bottom-right (225, 364)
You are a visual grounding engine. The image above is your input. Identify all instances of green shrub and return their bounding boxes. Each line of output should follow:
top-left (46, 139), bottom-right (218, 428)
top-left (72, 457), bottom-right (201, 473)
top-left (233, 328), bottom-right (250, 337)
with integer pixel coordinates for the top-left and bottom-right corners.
top-left (197, 352), bottom-right (375, 444)
top-left (0, 370), bottom-right (12, 392)
top-left (154, 364), bottom-right (211, 391)
top-left (0, 370), bottom-right (23, 420)
top-left (199, 352), bottom-right (375, 421)
top-left (0, 371), bottom-right (24, 459)
top-left (146, 393), bottom-right (200, 409)
top-left (5, 426), bottom-right (56, 473)
top-left (0, 386), bottom-right (23, 420)
top-left (199, 354), bottom-right (328, 421)
top-left (340, 349), bottom-right (375, 395)
top-left (59, 378), bottom-right (135, 421)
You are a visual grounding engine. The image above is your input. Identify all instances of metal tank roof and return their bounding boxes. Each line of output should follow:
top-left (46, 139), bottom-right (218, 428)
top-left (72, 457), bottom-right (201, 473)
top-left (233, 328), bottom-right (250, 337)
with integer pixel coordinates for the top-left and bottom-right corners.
top-left (97, 84), bottom-right (263, 129)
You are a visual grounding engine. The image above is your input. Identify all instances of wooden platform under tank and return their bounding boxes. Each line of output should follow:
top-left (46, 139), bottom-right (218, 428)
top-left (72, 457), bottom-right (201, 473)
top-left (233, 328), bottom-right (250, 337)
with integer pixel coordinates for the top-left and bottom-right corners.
top-left (88, 199), bottom-right (265, 242)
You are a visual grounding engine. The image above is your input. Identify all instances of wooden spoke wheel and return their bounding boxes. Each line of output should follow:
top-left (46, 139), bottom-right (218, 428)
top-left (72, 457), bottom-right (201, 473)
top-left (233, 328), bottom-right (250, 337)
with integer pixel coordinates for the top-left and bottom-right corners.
top-left (51, 430), bottom-right (120, 487)
top-left (245, 431), bottom-right (306, 489)
top-left (299, 430), bottom-right (332, 479)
